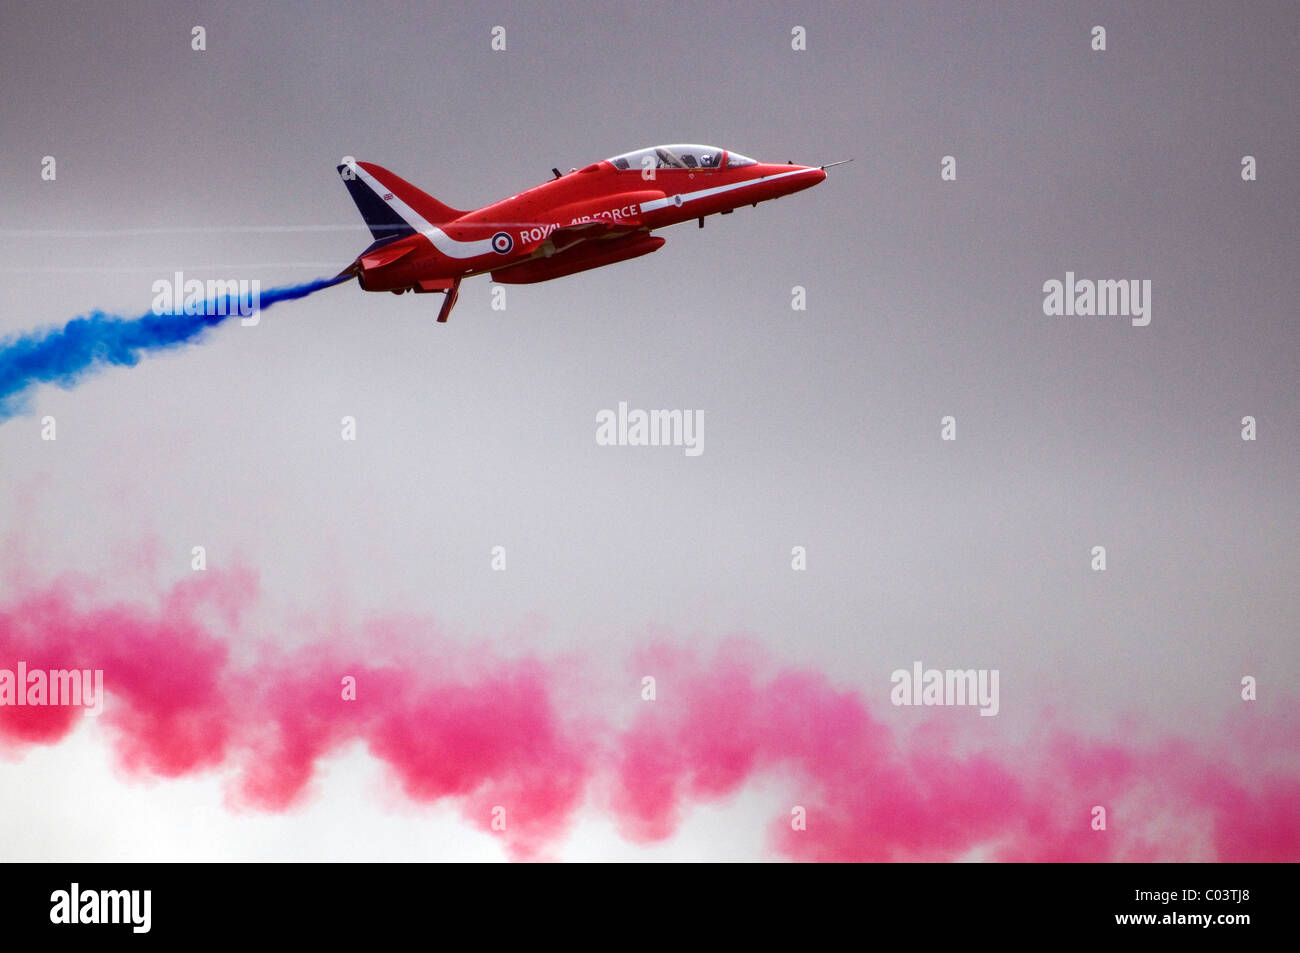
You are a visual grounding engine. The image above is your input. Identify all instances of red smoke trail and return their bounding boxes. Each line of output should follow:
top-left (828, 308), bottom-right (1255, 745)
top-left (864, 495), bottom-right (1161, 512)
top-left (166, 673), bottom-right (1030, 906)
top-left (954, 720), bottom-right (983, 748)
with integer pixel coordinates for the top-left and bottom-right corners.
top-left (2, 571), bottom-right (1297, 861)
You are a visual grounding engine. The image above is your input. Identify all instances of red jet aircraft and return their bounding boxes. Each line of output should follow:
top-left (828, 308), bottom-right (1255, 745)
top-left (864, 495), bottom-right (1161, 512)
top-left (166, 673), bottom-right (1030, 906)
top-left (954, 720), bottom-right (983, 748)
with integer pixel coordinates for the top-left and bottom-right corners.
top-left (334, 145), bottom-right (845, 321)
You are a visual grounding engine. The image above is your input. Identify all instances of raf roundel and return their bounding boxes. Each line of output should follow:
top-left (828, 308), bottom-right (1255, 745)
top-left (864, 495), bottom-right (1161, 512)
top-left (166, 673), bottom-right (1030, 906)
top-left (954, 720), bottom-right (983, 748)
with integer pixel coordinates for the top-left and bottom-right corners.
top-left (491, 231), bottom-right (514, 255)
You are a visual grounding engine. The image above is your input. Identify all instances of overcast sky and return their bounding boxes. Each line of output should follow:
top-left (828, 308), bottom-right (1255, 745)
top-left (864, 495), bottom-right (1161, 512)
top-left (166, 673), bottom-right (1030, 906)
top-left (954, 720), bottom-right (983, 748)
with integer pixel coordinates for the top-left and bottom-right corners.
top-left (1, 0), bottom-right (1296, 861)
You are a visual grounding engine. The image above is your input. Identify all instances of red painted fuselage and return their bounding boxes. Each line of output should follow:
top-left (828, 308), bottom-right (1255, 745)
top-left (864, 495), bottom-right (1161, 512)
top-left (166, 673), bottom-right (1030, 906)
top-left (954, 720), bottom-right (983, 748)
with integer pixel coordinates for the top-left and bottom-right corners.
top-left (334, 144), bottom-right (829, 320)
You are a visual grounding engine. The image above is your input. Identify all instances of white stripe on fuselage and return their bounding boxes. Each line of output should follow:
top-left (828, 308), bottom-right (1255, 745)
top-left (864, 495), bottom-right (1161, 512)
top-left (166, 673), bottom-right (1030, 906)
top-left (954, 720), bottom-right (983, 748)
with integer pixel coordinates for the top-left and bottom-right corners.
top-left (346, 161), bottom-right (819, 260)
top-left (637, 167), bottom-right (819, 214)
top-left (345, 160), bottom-right (492, 259)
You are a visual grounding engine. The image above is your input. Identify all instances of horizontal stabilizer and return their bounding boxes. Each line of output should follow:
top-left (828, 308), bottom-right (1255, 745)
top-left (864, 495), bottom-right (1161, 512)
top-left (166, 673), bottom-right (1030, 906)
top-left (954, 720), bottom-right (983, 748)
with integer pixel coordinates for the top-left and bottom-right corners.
top-left (360, 242), bottom-right (417, 271)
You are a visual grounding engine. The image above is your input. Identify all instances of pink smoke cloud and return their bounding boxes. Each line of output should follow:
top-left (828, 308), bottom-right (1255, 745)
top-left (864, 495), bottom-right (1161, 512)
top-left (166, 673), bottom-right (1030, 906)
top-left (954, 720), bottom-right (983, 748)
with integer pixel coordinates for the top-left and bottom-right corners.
top-left (1, 570), bottom-right (1296, 861)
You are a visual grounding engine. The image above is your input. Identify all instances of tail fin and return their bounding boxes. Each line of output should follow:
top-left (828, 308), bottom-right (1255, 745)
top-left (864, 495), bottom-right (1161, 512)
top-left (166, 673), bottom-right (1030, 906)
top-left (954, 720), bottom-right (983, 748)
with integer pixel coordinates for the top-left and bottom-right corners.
top-left (336, 160), bottom-right (468, 241)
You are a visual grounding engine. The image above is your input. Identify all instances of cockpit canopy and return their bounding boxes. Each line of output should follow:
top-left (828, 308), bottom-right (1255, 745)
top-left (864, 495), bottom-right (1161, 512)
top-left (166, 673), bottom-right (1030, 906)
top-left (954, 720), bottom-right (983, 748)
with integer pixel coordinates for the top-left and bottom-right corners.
top-left (605, 144), bottom-right (756, 171)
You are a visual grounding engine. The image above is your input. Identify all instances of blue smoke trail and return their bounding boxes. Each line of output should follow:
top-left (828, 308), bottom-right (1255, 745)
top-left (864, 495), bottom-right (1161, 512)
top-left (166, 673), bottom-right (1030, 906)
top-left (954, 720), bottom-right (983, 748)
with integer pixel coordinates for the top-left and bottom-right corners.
top-left (0, 274), bottom-right (350, 422)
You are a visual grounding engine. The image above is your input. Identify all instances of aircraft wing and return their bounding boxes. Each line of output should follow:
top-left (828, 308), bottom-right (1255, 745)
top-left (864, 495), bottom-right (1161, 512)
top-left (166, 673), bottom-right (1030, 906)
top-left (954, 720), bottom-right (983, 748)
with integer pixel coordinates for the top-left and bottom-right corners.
top-left (545, 219), bottom-right (645, 253)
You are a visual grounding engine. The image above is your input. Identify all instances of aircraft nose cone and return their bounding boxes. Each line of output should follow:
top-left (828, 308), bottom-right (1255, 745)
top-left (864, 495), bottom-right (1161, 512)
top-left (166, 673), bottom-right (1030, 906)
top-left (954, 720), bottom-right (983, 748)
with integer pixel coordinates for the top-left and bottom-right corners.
top-left (811, 167), bottom-right (827, 184)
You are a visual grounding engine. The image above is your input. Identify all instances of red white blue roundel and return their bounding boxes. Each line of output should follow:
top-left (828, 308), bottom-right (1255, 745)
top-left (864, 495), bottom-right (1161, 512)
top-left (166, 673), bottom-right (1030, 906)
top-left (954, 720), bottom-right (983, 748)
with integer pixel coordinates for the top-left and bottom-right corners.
top-left (491, 231), bottom-right (514, 254)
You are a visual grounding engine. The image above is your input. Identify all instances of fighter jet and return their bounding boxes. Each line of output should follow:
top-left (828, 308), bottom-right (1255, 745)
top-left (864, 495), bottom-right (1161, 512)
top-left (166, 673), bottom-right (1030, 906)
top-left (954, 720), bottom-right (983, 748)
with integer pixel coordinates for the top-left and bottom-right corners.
top-left (334, 145), bottom-right (845, 321)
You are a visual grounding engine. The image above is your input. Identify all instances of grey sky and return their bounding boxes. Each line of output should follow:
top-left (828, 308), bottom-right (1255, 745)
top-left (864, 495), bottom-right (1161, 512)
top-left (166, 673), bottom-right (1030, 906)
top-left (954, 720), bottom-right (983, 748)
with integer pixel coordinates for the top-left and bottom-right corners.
top-left (1, 0), bottom-right (1296, 859)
